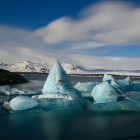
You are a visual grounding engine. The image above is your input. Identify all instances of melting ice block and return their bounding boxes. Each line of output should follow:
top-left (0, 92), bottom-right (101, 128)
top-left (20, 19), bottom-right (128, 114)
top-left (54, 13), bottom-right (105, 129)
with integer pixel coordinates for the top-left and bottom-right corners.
top-left (42, 60), bottom-right (80, 97)
top-left (74, 82), bottom-right (98, 93)
top-left (103, 74), bottom-right (115, 83)
top-left (118, 76), bottom-right (130, 85)
top-left (10, 96), bottom-right (38, 110)
top-left (91, 82), bottom-right (118, 103)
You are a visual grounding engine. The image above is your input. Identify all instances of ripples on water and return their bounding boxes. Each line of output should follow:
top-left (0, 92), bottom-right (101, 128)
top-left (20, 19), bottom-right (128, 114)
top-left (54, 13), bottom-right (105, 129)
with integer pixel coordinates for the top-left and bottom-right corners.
top-left (1, 76), bottom-right (140, 140)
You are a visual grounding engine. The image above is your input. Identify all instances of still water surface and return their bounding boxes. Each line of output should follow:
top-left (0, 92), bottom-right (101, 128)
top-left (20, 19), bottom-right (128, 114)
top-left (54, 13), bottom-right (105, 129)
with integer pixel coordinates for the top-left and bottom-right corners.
top-left (0, 76), bottom-right (140, 140)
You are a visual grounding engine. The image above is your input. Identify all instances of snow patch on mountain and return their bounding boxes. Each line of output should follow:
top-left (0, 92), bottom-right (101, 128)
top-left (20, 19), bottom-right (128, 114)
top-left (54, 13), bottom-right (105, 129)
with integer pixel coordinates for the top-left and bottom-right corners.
top-left (0, 60), bottom-right (86, 74)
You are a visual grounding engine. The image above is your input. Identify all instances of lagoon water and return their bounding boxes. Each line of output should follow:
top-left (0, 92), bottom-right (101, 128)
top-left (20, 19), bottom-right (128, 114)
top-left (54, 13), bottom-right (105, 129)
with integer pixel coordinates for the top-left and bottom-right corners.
top-left (1, 76), bottom-right (140, 140)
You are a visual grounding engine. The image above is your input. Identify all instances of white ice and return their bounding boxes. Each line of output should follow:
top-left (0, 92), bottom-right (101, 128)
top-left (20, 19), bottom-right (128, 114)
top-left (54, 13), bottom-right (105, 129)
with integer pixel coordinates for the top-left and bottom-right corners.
top-left (74, 82), bottom-right (98, 93)
top-left (10, 96), bottom-right (38, 110)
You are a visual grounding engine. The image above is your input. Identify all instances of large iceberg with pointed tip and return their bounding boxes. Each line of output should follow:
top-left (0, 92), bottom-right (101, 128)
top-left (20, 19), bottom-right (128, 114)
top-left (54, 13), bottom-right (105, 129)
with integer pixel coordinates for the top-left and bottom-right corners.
top-left (91, 82), bottom-right (118, 103)
top-left (10, 96), bottom-right (38, 110)
top-left (42, 60), bottom-right (80, 97)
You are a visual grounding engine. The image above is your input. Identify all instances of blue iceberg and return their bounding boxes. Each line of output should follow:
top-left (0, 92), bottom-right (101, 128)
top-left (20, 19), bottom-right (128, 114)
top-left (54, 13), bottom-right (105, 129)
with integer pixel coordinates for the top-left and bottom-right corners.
top-left (118, 76), bottom-right (130, 85)
top-left (42, 60), bottom-right (80, 97)
top-left (103, 74), bottom-right (114, 84)
top-left (91, 82), bottom-right (118, 103)
top-left (74, 82), bottom-right (98, 93)
top-left (10, 96), bottom-right (38, 110)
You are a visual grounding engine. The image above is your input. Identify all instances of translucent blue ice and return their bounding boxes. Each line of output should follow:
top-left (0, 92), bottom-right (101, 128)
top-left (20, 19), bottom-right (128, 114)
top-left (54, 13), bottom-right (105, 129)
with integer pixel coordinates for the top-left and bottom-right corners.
top-left (74, 82), bottom-right (98, 93)
top-left (118, 76), bottom-right (130, 85)
top-left (91, 82), bottom-right (118, 103)
top-left (10, 96), bottom-right (38, 110)
top-left (103, 74), bottom-right (114, 84)
top-left (42, 60), bottom-right (80, 97)
top-left (103, 74), bottom-right (130, 86)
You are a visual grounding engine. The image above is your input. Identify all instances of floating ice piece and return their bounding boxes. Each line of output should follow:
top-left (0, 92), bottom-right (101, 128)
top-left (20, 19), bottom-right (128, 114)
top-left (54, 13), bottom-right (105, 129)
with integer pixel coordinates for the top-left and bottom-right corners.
top-left (3, 101), bottom-right (11, 110)
top-left (0, 85), bottom-right (10, 93)
top-left (103, 74), bottom-right (114, 84)
top-left (124, 91), bottom-right (140, 101)
top-left (118, 76), bottom-right (130, 85)
top-left (10, 96), bottom-right (38, 110)
top-left (42, 60), bottom-right (79, 97)
top-left (74, 82), bottom-right (98, 93)
top-left (103, 74), bottom-right (130, 86)
top-left (91, 82), bottom-right (118, 103)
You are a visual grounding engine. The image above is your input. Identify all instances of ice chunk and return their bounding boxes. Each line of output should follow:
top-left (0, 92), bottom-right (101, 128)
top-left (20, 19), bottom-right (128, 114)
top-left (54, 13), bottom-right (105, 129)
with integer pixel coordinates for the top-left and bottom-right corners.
top-left (91, 82), bottom-right (118, 103)
top-left (10, 96), bottom-right (38, 110)
top-left (74, 82), bottom-right (98, 93)
top-left (118, 76), bottom-right (130, 85)
top-left (42, 60), bottom-right (79, 97)
top-left (3, 101), bottom-right (11, 110)
top-left (0, 85), bottom-right (10, 93)
top-left (103, 74), bottom-right (114, 84)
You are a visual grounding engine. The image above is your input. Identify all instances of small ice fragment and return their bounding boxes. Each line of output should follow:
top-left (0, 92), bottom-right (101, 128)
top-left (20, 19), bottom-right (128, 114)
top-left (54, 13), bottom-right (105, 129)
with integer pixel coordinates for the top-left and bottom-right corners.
top-left (3, 101), bottom-right (11, 110)
top-left (10, 96), bottom-right (38, 110)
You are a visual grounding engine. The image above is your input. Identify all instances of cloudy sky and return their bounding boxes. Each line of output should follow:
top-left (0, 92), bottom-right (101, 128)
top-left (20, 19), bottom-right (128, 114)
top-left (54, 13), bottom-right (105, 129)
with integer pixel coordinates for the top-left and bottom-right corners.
top-left (0, 0), bottom-right (140, 70)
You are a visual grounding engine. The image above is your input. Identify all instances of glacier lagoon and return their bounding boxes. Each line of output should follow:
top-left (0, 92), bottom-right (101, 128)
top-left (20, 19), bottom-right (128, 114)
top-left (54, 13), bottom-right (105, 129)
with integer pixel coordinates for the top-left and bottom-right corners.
top-left (0, 61), bottom-right (140, 140)
top-left (1, 74), bottom-right (140, 139)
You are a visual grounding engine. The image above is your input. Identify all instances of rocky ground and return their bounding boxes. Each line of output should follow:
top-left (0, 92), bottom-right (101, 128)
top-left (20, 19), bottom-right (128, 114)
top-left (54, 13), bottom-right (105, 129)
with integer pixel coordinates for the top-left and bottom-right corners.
top-left (0, 69), bottom-right (29, 85)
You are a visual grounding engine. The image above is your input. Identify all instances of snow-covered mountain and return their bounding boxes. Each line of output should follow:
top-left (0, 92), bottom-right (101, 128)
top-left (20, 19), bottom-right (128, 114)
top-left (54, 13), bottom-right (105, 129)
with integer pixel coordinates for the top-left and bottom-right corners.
top-left (1, 60), bottom-right (140, 75)
top-left (0, 60), bottom-right (86, 74)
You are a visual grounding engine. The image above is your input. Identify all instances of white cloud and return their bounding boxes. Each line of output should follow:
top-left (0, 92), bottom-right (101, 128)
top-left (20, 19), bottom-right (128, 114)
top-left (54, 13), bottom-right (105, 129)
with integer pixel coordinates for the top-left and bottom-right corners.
top-left (33, 1), bottom-right (140, 46)
top-left (0, 1), bottom-right (140, 70)
top-left (69, 54), bottom-right (140, 70)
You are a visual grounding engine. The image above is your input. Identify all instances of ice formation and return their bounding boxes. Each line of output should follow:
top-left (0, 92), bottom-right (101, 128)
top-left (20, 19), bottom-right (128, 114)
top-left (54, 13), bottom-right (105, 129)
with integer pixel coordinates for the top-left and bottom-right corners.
top-left (103, 74), bottom-right (114, 83)
top-left (91, 82), bottom-right (118, 103)
top-left (10, 96), bottom-right (38, 110)
top-left (42, 60), bottom-right (80, 97)
top-left (74, 82), bottom-right (98, 93)
top-left (118, 76), bottom-right (130, 85)
top-left (103, 74), bottom-right (130, 86)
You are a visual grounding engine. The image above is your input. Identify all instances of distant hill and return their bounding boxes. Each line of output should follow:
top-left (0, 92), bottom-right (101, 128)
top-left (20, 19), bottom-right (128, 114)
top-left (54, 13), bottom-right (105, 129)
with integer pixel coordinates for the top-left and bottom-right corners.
top-left (0, 60), bottom-right (140, 76)
top-left (0, 69), bottom-right (28, 85)
top-left (0, 60), bottom-right (87, 74)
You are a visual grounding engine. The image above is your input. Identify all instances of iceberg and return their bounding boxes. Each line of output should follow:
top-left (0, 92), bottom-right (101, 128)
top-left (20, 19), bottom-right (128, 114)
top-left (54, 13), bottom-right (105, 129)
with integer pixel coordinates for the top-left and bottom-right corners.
top-left (10, 96), bottom-right (38, 110)
top-left (42, 60), bottom-right (80, 97)
top-left (118, 76), bottom-right (130, 85)
top-left (74, 82), bottom-right (98, 93)
top-left (91, 82), bottom-right (118, 103)
top-left (103, 74), bottom-right (114, 84)
top-left (103, 74), bottom-right (130, 86)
